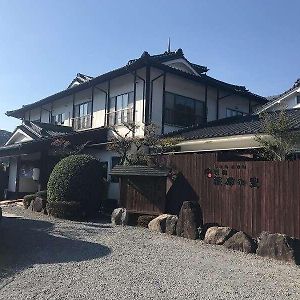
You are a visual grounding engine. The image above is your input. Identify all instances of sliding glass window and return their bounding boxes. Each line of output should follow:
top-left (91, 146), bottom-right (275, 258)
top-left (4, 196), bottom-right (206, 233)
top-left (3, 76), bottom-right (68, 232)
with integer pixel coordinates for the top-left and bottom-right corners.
top-left (164, 92), bottom-right (205, 127)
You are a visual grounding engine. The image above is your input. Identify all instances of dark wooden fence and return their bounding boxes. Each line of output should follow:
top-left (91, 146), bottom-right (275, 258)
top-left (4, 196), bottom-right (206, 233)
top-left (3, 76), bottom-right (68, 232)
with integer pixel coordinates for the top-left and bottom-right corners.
top-left (161, 152), bottom-right (300, 239)
top-left (120, 176), bottom-right (167, 215)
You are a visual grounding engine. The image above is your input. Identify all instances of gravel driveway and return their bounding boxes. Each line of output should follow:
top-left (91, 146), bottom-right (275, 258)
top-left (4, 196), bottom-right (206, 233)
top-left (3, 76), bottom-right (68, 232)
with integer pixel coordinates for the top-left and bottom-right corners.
top-left (0, 205), bottom-right (300, 300)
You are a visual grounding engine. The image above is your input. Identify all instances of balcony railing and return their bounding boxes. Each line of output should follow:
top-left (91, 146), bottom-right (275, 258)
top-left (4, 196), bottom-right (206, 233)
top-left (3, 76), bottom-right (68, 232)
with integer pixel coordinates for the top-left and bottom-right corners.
top-left (73, 114), bottom-right (92, 130)
top-left (106, 107), bottom-right (134, 126)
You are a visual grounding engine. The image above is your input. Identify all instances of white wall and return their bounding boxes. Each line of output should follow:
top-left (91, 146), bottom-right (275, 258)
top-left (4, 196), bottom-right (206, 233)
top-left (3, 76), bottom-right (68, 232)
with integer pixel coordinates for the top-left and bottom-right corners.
top-left (52, 95), bottom-right (73, 126)
top-left (218, 93), bottom-right (250, 119)
top-left (8, 157), bottom-right (17, 192)
top-left (20, 66), bottom-right (262, 137)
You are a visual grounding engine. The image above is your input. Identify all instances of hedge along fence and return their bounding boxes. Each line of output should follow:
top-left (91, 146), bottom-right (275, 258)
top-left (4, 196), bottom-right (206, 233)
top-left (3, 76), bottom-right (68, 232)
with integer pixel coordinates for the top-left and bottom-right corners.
top-left (47, 154), bottom-right (107, 220)
top-left (156, 152), bottom-right (300, 239)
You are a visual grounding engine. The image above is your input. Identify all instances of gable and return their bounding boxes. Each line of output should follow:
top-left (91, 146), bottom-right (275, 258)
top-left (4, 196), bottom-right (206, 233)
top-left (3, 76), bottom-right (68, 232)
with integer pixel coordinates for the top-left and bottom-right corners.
top-left (5, 128), bottom-right (34, 146)
top-left (163, 58), bottom-right (200, 75)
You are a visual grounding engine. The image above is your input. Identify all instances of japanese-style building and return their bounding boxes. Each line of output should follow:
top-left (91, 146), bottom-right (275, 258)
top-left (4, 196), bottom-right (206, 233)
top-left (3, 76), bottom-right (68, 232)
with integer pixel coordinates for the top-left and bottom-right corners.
top-left (0, 48), bottom-right (267, 199)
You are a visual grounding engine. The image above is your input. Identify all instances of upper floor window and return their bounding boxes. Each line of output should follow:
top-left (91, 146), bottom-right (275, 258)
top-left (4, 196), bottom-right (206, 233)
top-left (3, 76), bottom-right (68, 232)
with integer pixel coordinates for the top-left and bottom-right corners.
top-left (107, 92), bottom-right (134, 126)
top-left (164, 92), bottom-right (205, 127)
top-left (226, 108), bottom-right (245, 118)
top-left (74, 101), bottom-right (92, 130)
top-left (297, 95), bottom-right (300, 104)
top-left (51, 113), bottom-right (65, 125)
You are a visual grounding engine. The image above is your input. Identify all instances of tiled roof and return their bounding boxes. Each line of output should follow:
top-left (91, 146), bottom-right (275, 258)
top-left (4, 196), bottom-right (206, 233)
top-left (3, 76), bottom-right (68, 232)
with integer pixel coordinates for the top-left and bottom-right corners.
top-left (0, 125), bottom-right (108, 158)
top-left (128, 49), bottom-right (208, 74)
top-left (166, 108), bottom-right (300, 140)
top-left (22, 121), bottom-right (74, 139)
top-left (110, 165), bottom-right (169, 177)
top-left (68, 73), bottom-right (94, 89)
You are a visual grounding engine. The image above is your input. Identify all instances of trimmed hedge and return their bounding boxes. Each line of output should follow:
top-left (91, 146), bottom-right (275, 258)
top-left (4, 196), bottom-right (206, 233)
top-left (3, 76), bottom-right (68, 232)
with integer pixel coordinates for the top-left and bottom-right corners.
top-left (47, 201), bottom-right (83, 220)
top-left (23, 194), bottom-right (36, 209)
top-left (47, 154), bottom-right (106, 219)
top-left (36, 190), bottom-right (47, 200)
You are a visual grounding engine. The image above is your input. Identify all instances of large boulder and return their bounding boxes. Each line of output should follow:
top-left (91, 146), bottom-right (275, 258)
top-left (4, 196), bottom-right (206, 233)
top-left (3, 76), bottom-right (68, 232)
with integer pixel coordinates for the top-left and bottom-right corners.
top-left (198, 223), bottom-right (220, 240)
top-left (29, 197), bottom-right (44, 213)
top-left (148, 214), bottom-right (172, 233)
top-left (165, 215), bottom-right (178, 235)
top-left (137, 215), bottom-right (157, 228)
top-left (256, 231), bottom-right (298, 263)
top-left (176, 201), bottom-right (203, 240)
top-left (204, 226), bottom-right (235, 245)
top-left (111, 208), bottom-right (128, 226)
top-left (223, 231), bottom-right (257, 253)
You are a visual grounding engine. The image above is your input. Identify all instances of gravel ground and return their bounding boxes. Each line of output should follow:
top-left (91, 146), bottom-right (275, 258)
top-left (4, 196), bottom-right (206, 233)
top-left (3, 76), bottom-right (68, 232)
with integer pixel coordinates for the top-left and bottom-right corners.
top-left (0, 205), bottom-right (300, 300)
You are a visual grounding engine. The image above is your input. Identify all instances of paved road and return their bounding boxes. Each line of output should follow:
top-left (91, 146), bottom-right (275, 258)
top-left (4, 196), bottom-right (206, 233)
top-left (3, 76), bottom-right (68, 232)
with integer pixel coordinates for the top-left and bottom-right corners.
top-left (0, 205), bottom-right (300, 300)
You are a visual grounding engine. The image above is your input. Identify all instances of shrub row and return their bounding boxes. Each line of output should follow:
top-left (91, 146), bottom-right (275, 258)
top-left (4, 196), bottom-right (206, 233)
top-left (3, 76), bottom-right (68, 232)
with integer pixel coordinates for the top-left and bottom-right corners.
top-left (23, 191), bottom-right (47, 209)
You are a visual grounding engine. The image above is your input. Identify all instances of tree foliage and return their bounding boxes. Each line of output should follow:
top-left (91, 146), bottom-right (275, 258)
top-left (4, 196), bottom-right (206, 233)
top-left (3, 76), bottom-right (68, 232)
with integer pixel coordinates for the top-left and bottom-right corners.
top-left (107, 122), bottom-right (181, 165)
top-left (255, 110), bottom-right (297, 161)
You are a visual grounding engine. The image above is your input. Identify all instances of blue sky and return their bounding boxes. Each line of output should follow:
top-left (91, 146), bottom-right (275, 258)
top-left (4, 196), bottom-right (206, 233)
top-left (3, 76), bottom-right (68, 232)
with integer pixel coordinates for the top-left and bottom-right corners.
top-left (0, 0), bottom-right (299, 131)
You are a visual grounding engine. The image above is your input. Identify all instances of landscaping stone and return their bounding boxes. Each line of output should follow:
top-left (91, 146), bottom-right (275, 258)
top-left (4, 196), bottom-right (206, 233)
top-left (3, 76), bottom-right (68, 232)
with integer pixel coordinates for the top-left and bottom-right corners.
top-left (223, 231), bottom-right (257, 253)
top-left (29, 197), bottom-right (43, 213)
top-left (256, 231), bottom-right (297, 264)
top-left (111, 208), bottom-right (128, 226)
top-left (120, 209), bottom-right (129, 226)
top-left (137, 215), bottom-right (156, 228)
top-left (176, 201), bottom-right (203, 240)
top-left (198, 223), bottom-right (220, 240)
top-left (148, 214), bottom-right (171, 233)
top-left (204, 226), bottom-right (235, 245)
top-left (165, 215), bottom-right (178, 235)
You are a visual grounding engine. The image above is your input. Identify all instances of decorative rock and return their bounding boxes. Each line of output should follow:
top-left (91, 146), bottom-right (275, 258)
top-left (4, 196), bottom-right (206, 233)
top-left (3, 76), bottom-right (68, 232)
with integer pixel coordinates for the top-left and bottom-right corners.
top-left (223, 231), bottom-right (257, 253)
top-left (256, 231), bottom-right (297, 263)
top-left (198, 223), bottom-right (219, 240)
top-left (137, 215), bottom-right (156, 228)
top-left (165, 215), bottom-right (178, 235)
top-left (111, 208), bottom-right (128, 226)
top-left (148, 214), bottom-right (171, 233)
top-left (176, 201), bottom-right (203, 240)
top-left (29, 197), bottom-right (43, 213)
top-left (120, 209), bottom-right (129, 226)
top-left (204, 226), bottom-right (235, 245)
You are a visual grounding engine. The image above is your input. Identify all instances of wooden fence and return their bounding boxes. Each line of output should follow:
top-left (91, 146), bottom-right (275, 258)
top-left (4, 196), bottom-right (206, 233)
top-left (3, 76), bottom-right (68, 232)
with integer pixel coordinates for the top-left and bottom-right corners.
top-left (161, 152), bottom-right (300, 239)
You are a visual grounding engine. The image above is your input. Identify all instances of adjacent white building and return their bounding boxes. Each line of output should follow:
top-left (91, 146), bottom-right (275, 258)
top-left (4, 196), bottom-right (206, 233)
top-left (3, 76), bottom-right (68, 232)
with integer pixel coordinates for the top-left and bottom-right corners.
top-left (0, 48), bottom-right (267, 199)
top-left (255, 78), bottom-right (300, 113)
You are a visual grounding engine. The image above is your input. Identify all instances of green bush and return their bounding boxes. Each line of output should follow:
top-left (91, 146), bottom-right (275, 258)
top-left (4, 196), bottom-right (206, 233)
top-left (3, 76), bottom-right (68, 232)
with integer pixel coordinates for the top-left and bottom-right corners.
top-left (36, 190), bottom-right (47, 200)
top-left (47, 154), bottom-right (106, 219)
top-left (47, 201), bottom-right (83, 220)
top-left (23, 194), bottom-right (36, 209)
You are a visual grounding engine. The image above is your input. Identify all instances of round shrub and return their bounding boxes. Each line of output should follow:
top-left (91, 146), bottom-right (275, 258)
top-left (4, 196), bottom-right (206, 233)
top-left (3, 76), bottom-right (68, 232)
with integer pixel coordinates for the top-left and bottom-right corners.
top-left (47, 154), bottom-right (106, 219)
top-left (23, 194), bottom-right (36, 209)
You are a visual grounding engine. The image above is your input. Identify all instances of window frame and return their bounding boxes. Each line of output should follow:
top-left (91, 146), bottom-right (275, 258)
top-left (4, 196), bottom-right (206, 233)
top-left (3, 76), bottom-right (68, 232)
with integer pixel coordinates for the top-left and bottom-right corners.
top-left (51, 113), bottom-right (66, 125)
top-left (226, 108), bottom-right (246, 118)
top-left (163, 91), bottom-right (205, 128)
top-left (107, 91), bottom-right (134, 126)
top-left (73, 100), bottom-right (92, 130)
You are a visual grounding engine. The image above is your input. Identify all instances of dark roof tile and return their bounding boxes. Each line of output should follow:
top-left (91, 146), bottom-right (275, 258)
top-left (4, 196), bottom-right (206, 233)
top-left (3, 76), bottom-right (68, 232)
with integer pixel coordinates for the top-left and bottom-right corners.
top-left (166, 109), bottom-right (300, 140)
